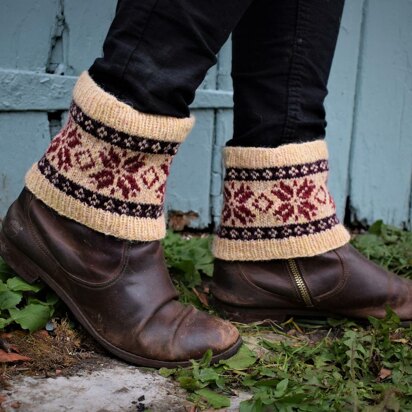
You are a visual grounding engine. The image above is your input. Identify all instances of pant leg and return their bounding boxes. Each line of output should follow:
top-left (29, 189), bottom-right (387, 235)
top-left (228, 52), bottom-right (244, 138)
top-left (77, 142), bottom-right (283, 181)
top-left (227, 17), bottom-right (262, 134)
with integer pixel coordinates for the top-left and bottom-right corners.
top-left (89, 0), bottom-right (254, 118)
top-left (213, 0), bottom-right (349, 261)
top-left (227, 0), bottom-right (345, 148)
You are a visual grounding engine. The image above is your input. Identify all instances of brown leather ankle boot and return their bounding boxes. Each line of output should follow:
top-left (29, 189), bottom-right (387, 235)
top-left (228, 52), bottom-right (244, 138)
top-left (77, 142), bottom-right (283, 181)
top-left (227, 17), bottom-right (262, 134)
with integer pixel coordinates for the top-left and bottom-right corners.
top-left (211, 141), bottom-right (411, 323)
top-left (0, 73), bottom-right (241, 367)
top-left (211, 244), bottom-right (412, 323)
top-left (0, 189), bottom-right (241, 367)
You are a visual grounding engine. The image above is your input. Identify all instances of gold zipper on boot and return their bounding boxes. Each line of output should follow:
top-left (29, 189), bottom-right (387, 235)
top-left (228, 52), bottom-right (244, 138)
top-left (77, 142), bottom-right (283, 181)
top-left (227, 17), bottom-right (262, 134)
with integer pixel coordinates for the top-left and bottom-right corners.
top-left (287, 259), bottom-right (313, 307)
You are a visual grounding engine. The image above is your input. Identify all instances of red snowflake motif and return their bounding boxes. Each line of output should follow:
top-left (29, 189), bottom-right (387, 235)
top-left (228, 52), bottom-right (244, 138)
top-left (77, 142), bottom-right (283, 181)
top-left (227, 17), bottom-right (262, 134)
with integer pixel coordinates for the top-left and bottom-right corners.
top-left (74, 149), bottom-right (96, 171)
top-left (314, 185), bottom-right (328, 205)
top-left (252, 193), bottom-right (274, 213)
top-left (47, 119), bottom-right (82, 172)
top-left (138, 161), bottom-right (170, 201)
top-left (159, 163), bottom-right (171, 193)
top-left (89, 147), bottom-right (147, 199)
top-left (222, 182), bottom-right (256, 226)
top-left (271, 178), bottom-right (318, 223)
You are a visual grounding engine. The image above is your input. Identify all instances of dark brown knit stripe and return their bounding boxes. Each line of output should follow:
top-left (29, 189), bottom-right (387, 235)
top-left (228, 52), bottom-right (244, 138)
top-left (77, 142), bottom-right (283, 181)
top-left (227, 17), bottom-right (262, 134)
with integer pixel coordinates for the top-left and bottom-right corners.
top-left (225, 159), bottom-right (328, 182)
top-left (37, 157), bottom-right (163, 219)
top-left (69, 103), bottom-right (180, 156)
top-left (217, 214), bottom-right (340, 241)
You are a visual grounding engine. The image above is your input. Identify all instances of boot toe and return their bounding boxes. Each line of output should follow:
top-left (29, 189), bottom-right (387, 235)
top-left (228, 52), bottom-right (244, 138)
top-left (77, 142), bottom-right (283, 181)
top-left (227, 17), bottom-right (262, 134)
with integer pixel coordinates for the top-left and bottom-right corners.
top-left (176, 307), bottom-right (240, 360)
top-left (136, 302), bottom-right (240, 363)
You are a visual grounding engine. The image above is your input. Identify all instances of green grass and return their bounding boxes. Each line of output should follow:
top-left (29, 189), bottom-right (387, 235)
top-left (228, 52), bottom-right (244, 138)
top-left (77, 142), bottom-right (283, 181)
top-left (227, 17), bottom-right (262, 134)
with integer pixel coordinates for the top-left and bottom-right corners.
top-left (160, 222), bottom-right (412, 411)
top-left (0, 221), bottom-right (411, 410)
top-left (161, 312), bottom-right (412, 411)
top-left (351, 220), bottom-right (412, 279)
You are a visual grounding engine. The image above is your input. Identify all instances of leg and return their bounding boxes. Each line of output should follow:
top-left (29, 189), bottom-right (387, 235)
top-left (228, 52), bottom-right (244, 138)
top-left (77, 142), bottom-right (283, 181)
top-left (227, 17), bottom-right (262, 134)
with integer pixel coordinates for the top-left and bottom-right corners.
top-left (0, 0), bottom-right (254, 366)
top-left (229, 0), bottom-right (343, 147)
top-left (212, 0), bottom-right (412, 323)
top-left (89, 0), bottom-right (253, 118)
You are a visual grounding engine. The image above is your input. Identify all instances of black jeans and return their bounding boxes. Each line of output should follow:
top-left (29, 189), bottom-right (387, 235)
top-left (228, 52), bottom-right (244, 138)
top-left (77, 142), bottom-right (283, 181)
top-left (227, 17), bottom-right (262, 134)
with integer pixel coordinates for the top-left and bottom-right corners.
top-left (89, 0), bottom-right (344, 148)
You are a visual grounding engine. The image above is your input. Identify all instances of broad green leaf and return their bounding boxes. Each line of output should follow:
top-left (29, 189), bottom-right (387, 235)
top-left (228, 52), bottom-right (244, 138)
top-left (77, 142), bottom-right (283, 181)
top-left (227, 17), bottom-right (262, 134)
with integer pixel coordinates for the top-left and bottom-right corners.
top-left (198, 367), bottom-right (220, 383)
top-left (0, 317), bottom-right (12, 329)
top-left (158, 368), bottom-right (176, 378)
top-left (0, 281), bottom-right (9, 292)
top-left (221, 344), bottom-right (257, 369)
top-left (240, 399), bottom-right (264, 412)
top-left (0, 290), bottom-right (22, 309)
top-left (275, 378), bottom-right (289, 398)
top-left (9, 304), bottom-right (52, 332)
top-left (178, 376), bottom-right (202, 391)
top-left (195, 388), bottom-right (230, 409)
top-left (7, 276), bottom-right (42, 293)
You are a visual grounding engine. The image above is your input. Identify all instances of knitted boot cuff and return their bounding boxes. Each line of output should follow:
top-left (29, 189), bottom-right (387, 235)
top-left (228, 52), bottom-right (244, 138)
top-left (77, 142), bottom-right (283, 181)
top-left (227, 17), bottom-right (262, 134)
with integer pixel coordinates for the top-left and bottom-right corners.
top-left (25, 72), bottom-right (194, 241)
top-left (212, 140), bottom-right (350, 261)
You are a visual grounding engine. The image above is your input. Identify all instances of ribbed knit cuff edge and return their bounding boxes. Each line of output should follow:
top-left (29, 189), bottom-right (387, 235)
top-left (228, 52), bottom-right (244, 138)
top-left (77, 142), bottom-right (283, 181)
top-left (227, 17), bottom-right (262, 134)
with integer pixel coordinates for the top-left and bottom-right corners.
top-left (224, 140), bottom-right (328, 169)
top-left (25, 165), bottom-right (166, 241)
top-left (73, 72), bottom-right (195, 142)
top-left (212, 224), bottom-right (350, 261)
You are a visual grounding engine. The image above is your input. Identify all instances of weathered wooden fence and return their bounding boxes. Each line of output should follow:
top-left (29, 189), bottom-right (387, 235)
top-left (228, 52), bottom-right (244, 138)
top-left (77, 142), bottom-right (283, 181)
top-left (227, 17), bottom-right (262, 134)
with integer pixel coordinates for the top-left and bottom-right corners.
top-left (1, 0), bottom-right (411, 229)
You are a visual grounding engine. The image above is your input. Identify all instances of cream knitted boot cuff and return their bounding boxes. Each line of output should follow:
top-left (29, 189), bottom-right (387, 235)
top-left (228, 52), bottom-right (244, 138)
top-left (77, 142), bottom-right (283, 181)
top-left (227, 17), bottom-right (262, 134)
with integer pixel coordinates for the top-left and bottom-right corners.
top-left (212, 140), bottom-right (350, 260)
top-left (25, 72), bottom-right (194, 241)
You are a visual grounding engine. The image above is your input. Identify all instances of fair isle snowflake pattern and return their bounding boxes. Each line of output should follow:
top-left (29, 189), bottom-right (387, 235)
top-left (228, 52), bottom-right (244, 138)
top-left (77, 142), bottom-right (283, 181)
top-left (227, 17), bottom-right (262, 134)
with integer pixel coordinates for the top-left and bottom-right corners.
top-left (220, 170), bottom-right (336, 234)
top-left (41, 105), bottom-right (175, 218)
top-left (25, 71), bottom-right (194, 241)
top-left (213, 141), bottom-right (350, 260)
top-left (218, 147), bottom-right (342, 242)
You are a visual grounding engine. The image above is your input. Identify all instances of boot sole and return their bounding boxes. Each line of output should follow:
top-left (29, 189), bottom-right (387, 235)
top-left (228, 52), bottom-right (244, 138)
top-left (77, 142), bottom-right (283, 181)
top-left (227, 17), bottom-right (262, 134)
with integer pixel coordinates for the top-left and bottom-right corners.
top-left (212, 297), bottom-right (412, 327)
top-left (212, 297), bottom-right (334, 323)
top-left (0, 230), bottom-right (242, 368)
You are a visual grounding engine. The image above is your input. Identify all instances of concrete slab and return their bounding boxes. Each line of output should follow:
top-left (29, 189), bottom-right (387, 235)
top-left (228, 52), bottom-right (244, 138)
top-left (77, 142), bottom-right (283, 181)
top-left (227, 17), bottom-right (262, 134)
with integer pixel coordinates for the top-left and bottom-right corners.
top-left (1, 360), bottom-right (250, 412)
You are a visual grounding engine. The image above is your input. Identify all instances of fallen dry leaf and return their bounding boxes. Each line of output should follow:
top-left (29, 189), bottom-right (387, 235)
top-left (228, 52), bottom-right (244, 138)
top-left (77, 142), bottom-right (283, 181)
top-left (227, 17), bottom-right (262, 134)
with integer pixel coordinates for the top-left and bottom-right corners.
top-left (192, 288), bottom-right (209, 308)
top-left (377, 368), bottom-right (392, 381)
top-left (391, 338), bottom-right (409, 344)
top-left (0, 349), bottom-right (31, 363)
top-left (10, 401), bottom-right (21, 409)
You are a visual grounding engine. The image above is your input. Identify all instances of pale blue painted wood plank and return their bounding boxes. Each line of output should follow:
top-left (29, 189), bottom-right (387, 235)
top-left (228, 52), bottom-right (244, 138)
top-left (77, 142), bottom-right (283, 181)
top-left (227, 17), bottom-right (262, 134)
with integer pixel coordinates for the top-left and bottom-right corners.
top-left (0, 113), bottom-right (50, 216)
top-left (64, 0), bottom-right (219, 88)
top-left (0, 0), bottom-right (60, 71)
top-left (211, 109), bottom-right (233, 226)
top-left (0, 70), bottom-right (75, 111)
top-left (349, 0), bottom-right (412, 227)
top-left (211, 40), bottom-right (233, 226)
top-left (325, 0), bottom-right (365, 221)
top-left (410, 191), bottom-right (412, 229)
top-left (165, 110), bottom-right (214, 228)
top-left (217, 40), bottom-right (233, 91)
top-left (62, 0), bottom-right (117, 75)
top-left (0, 70), bottom-right (234, 112)
top-left (200, 64), bottom-right (218, 91)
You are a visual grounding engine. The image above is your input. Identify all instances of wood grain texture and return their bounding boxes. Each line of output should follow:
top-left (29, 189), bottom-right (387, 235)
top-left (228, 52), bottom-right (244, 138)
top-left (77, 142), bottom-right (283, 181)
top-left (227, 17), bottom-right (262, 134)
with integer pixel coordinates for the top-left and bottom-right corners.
top-left (349, 0), bottom-right (412, 227)
top-left (0, 0), bottom-right (59, 71)
top-left (211, 40), bottom-right (233, 226)
top-left (0, 0), bottom-right (411, 230)
top-left (325, 0), bottom-right (365, 220)
top-left (166, 110), bottom-right (214, 228)
top-left (63, 0), bottom-right (117, 75)
top-left (0, 70), bottom-right (233, 111)
top-left (0, 113), bottom-right (50, 214)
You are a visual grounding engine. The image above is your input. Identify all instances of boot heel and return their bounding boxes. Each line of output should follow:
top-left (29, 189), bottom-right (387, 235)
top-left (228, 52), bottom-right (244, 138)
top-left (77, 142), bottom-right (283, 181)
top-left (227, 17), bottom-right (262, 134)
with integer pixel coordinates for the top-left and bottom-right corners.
top-left (212, 297), bottom-right (288, 324)
top-left (0, 230), bottom-right (41, 284)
